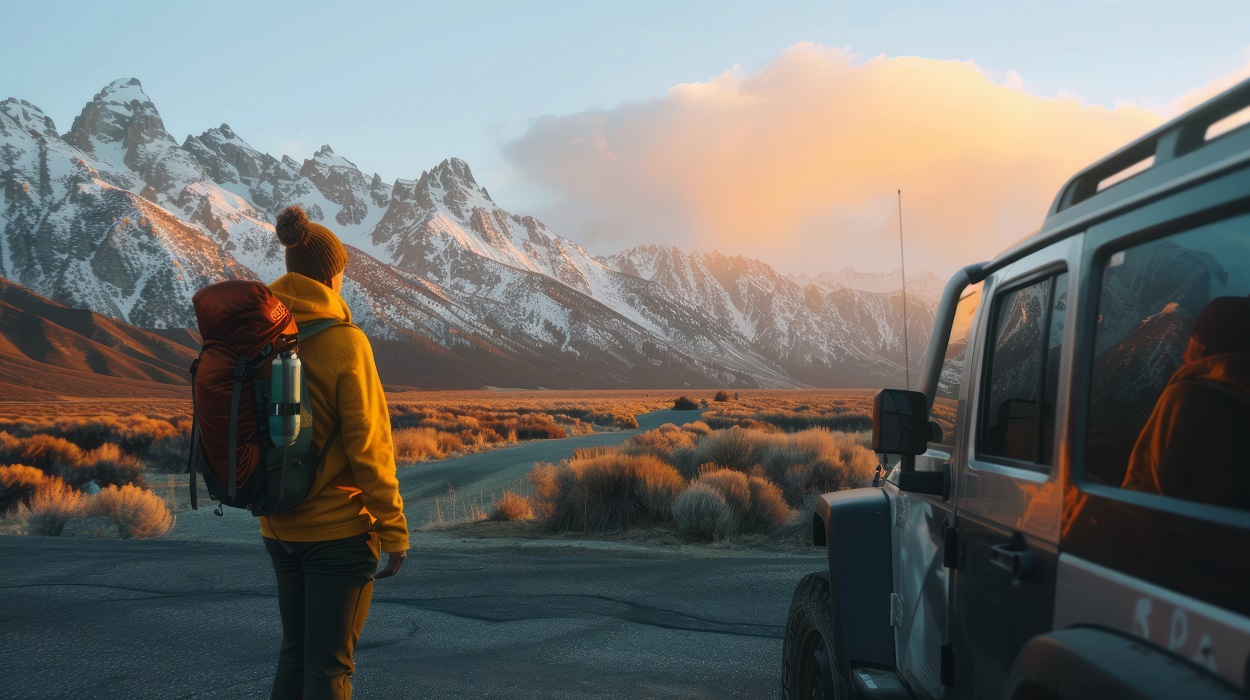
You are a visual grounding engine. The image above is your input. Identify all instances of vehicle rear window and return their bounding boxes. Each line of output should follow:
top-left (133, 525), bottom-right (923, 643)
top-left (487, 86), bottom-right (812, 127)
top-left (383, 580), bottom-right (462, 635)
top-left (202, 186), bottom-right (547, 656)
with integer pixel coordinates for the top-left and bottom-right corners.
top-left (1084, 220), bottom-right (1250, 510)
top-left (978, 272), bottom-right (1068, 467)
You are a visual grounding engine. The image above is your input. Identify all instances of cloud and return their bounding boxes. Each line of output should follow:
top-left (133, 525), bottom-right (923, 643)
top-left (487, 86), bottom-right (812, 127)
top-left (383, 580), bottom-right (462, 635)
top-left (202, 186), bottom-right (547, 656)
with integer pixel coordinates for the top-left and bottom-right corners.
top-left (1166, 51), bottom-right (1250, 117)
top-left (504, 43), bottom-right (1163, 276)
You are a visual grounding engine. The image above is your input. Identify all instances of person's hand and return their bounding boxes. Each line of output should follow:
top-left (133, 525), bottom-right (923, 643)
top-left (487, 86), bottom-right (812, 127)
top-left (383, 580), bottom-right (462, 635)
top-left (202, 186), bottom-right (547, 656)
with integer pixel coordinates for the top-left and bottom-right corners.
top-left (375, 550), bottom-right (407, 579)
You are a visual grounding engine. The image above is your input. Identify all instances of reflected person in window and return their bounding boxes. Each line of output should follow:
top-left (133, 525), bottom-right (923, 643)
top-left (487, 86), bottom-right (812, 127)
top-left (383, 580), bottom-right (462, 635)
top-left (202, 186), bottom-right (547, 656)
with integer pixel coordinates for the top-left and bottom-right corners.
top-left (1121, 296), bottom-right (1250, 508)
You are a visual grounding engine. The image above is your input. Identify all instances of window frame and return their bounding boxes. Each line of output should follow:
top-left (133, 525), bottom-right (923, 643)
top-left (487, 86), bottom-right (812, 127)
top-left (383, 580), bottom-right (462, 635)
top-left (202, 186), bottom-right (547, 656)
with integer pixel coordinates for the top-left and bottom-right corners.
top-left (928, 282), bottom-right (984, 451)
top-left (973, 264), bottom-right (1069, 473)
top-left (1074, 202), bottom-right (1250, 528)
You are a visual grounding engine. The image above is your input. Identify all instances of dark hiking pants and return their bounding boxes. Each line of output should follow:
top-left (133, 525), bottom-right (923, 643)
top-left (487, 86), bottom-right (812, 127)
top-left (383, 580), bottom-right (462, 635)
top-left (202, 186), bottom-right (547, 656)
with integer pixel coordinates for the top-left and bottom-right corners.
top-left (265, 532), bottom-right (380, 700)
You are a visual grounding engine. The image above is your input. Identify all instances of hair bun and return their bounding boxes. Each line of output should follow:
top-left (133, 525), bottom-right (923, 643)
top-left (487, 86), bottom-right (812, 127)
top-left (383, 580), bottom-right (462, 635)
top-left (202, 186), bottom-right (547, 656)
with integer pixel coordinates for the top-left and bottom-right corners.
top-left (275, 206), bottom-right (311, 247)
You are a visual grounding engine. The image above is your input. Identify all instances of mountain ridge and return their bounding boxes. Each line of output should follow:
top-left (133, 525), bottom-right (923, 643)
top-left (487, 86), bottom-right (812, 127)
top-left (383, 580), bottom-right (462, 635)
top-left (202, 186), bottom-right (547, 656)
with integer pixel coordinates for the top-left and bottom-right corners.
top-left (0, 78), bottom-right (935, 389)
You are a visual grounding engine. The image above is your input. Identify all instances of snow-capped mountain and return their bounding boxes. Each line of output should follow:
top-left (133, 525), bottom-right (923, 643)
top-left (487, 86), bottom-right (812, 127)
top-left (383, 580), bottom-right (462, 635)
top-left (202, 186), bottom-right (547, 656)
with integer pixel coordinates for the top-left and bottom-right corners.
top-left (606, 246), bottom-right (933, 386)
top-left (0, 78), bottom-right (936, 389)
top-left (789, 267), bottom-right (946, 303)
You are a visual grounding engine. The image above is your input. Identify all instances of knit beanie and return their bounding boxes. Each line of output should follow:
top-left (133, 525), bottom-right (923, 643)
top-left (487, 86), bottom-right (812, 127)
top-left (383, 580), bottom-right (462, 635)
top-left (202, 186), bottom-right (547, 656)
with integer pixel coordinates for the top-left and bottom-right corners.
top-left (1191, 296), bottom-right (1250, 355)
top-left (275, 205), bottom-right (348, 285)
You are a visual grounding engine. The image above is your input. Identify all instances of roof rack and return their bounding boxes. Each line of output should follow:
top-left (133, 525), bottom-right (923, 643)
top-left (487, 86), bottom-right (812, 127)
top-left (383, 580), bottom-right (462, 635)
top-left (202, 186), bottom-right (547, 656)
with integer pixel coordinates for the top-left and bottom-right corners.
top-left (1049, 76), bottom-right (1250, 216)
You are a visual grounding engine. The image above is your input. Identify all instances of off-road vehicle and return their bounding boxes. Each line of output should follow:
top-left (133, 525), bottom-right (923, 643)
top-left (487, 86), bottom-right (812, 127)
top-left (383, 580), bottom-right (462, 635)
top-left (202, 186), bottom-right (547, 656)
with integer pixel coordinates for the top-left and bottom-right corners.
top-left (782, 78), bottom-right (1250, 698)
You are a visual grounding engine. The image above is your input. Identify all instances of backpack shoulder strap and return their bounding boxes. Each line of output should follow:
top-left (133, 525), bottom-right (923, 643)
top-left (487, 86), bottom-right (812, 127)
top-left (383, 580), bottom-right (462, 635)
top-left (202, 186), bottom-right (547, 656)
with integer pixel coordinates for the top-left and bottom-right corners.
top-left (187, 356), bottom-right (202, 511)
top-left (297, 318), bottom-right (346, 340)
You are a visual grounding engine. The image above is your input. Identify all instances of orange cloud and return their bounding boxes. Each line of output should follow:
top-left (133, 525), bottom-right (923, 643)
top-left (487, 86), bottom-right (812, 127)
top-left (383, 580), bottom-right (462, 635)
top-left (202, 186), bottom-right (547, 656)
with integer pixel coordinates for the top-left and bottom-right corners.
top-left (505, 43), bottom-right (1164, 276)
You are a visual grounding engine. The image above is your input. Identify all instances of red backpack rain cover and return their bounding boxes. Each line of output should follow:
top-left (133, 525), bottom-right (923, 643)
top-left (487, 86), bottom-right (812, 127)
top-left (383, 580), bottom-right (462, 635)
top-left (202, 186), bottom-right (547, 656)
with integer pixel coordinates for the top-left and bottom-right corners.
top-left (191, 280), bottom-right (296, 496)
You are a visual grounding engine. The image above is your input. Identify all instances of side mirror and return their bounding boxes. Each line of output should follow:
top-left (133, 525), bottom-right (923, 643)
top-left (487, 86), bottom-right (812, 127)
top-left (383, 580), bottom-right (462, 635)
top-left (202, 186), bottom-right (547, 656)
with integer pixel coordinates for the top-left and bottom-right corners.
top-left (872, 389), bottom-right (929, 456)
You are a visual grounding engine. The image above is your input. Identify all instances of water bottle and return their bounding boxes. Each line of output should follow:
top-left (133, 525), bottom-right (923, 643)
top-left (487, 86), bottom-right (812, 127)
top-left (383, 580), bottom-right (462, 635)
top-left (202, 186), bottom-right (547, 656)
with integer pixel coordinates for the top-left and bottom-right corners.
top-left (269, 352), bottom-right (302, 447)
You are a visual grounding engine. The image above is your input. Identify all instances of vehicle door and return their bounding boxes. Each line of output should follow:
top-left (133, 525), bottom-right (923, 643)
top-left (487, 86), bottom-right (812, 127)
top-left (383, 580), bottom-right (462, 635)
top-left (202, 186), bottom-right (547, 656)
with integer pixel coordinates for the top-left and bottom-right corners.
top-left (948, 239), bottom-right (1079, 697)
top-left (1058, 189), bottom-right (1250, 690)
top-left (889, 282), bottom-right (982, 699)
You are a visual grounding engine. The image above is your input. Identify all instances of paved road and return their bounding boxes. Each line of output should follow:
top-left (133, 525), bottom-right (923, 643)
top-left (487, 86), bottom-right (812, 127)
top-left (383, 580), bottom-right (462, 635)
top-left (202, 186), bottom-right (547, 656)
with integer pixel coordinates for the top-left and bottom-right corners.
top-left (1, 408), bottom-right (827, 698)
top-left (398, 408), bottom-right (705, 525)
top-left (170, 408), bottom-right (706, 543)
top-left (0, 536), bottom-right (821, 698)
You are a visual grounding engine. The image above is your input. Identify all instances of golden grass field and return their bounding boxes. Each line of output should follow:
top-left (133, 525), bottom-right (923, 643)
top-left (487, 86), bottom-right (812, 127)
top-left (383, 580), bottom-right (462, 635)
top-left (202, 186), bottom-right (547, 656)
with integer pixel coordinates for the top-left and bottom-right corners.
top-left (0, 389), bottom-right (879, 541)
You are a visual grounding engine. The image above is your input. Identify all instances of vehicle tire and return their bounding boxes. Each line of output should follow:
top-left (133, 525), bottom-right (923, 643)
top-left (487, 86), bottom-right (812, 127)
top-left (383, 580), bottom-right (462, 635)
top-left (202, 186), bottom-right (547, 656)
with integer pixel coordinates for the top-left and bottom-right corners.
top-left (781, 571), bottom-right (845, 700)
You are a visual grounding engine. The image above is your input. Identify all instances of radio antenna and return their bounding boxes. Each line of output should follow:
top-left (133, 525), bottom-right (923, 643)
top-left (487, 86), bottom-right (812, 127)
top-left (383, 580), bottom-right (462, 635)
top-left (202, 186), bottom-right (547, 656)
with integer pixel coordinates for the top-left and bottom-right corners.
top-left (897, 189), bottom-right (910, 391)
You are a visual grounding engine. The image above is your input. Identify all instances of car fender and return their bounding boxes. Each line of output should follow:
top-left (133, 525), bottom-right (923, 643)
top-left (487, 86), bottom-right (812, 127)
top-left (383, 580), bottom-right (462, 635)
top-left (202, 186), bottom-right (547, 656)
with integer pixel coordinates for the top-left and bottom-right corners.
top-left (1004, 627), bottom-right (1243, 699)
top-left (812, 487), bottom-right (894, 669)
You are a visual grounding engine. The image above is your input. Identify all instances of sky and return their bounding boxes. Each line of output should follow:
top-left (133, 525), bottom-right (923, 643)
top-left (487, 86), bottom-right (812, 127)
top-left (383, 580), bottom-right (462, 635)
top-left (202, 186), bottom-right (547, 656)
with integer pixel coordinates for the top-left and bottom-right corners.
top-left (4, 0), bottom-right (1250, 277)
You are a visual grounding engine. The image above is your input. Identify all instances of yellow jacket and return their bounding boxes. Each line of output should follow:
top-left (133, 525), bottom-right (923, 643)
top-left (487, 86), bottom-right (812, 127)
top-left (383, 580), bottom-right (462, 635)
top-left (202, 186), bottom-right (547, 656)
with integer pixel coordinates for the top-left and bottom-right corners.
top-left (260, 273), bottom-right (409, 552)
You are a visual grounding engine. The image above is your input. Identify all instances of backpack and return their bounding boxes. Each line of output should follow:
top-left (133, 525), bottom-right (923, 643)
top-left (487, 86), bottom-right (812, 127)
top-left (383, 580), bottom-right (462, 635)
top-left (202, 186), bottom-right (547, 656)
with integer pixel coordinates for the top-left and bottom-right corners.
top-left (187, 280), bottom-right (341, 516)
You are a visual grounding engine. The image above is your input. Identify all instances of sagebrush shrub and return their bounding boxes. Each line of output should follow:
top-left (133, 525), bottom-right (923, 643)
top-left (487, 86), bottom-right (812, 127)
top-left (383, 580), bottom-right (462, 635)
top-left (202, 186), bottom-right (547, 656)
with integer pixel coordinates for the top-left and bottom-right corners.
top-left (621, 424), bottom-right (696, 464)
top-left (16, 478), bottom-right (85, 536)
top-left (695, 426), bottom-right (781, 473)
top-left (53, 416), bottom-right (179, 453)
top-left (528, 462), bottom-right (560, 521)
top-left (86, 443), bottom-right (144, 488)
top-left (760, 428), bottom-right (877, 506)
top-left (674, 484), bottom-right (733, 541)
top-left (743, 476), bottom-right (790, 533)
top-left (490, 490), bottom-right (534, 521)
top-left (681, 421), bottom-right (712, 437)
top-left (6, 433), bottom-right (83, 473)
top-left (544, 454), bottom-right (684, 533)
top-left (96, 484), bottom-right (173, 539)
top-left (0, 464), bottom-right (55, 515)
top-left (392, 427), bottom-right (444, 463)
top-left (673, 396), bottom-right (699, 411)
top-left (697, 469), bottom-right (751, 525)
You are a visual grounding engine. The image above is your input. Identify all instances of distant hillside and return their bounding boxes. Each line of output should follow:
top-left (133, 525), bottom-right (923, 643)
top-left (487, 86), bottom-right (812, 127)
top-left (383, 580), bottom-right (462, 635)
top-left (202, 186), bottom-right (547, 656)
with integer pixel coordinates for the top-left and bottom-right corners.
top-left (0, 278), bottom-right (197, 399)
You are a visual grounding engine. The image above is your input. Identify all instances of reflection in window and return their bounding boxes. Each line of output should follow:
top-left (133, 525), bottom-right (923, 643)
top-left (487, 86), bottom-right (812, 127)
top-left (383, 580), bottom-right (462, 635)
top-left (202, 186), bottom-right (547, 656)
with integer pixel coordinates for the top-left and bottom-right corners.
top-left (979, 273), bottom-right (1067, 466)
top-left (1086, 220), bottom-right (1250, 510)
top-left (931, 283), bottom-right (982, 446)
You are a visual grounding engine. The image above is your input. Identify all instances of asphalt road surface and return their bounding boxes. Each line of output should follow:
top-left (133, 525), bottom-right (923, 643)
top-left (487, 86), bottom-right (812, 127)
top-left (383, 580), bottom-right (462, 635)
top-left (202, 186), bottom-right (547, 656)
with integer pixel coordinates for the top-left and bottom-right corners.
top-left (0, 409), bottom-right (825, 698)
top-left (0, 537), bottom-right (821, 698)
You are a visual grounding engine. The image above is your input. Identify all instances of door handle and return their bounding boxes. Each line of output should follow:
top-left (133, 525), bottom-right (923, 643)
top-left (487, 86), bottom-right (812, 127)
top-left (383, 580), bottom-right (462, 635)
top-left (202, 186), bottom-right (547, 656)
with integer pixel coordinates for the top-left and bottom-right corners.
top-left (989, 543), bottom-right (1038, 581)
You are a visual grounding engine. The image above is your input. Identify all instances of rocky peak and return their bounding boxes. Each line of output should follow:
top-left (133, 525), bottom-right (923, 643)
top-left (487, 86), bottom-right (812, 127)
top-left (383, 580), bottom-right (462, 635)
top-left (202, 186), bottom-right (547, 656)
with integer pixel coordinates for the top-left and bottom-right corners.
top-left (310, 144), bottom-right (358, 170)
top-left (64, 78), bottom-right (172, 156)
top-left (0, 98), bottom-right (58, 138)
top-left (430, 157), bottom-right (477, 186)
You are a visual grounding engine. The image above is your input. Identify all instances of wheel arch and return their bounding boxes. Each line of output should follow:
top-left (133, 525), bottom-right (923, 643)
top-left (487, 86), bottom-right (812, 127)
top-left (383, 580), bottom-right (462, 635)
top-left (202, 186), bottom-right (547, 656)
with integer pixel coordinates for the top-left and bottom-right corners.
top-left (1005, 627), bottom-right (1243, 699)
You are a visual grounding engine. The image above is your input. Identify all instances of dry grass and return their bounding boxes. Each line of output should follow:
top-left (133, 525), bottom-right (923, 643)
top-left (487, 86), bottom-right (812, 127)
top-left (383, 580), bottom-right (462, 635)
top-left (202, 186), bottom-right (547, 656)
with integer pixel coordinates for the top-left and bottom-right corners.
top-left (699, 389), bottom-right (875, 433)
top-left (0, 464), bottom-right (57, 516)
top-left (95, 484), bottom-right (173, 539)
top-left (0, 392), bottom-right (673, 481)
top-left (14, 478), bottom-right (86, 536)
top-left (0, 433), bottom-right (144, 488)
top-left (425, 483), bottom-right (491, 527)
top-left (490, 490), bottom-right (535, 521)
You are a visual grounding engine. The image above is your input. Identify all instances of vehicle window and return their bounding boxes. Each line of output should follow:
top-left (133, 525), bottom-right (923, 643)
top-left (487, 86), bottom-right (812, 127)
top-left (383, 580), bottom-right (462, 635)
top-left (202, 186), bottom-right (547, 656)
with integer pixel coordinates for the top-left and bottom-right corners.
top-left (978, 272), bottom-right (1068, 467)
top-left (1085, 219), bottom-right (1250, 510)
top-left (931, 282), bottom-right (982, 447)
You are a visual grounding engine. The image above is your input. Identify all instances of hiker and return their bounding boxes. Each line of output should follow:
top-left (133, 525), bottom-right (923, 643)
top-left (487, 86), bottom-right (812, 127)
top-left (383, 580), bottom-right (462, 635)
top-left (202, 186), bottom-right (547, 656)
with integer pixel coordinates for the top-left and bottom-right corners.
top-left (1121, 295), bottom-right (1250, 509)
top-left (263, 205), bottom-right (410, 699)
